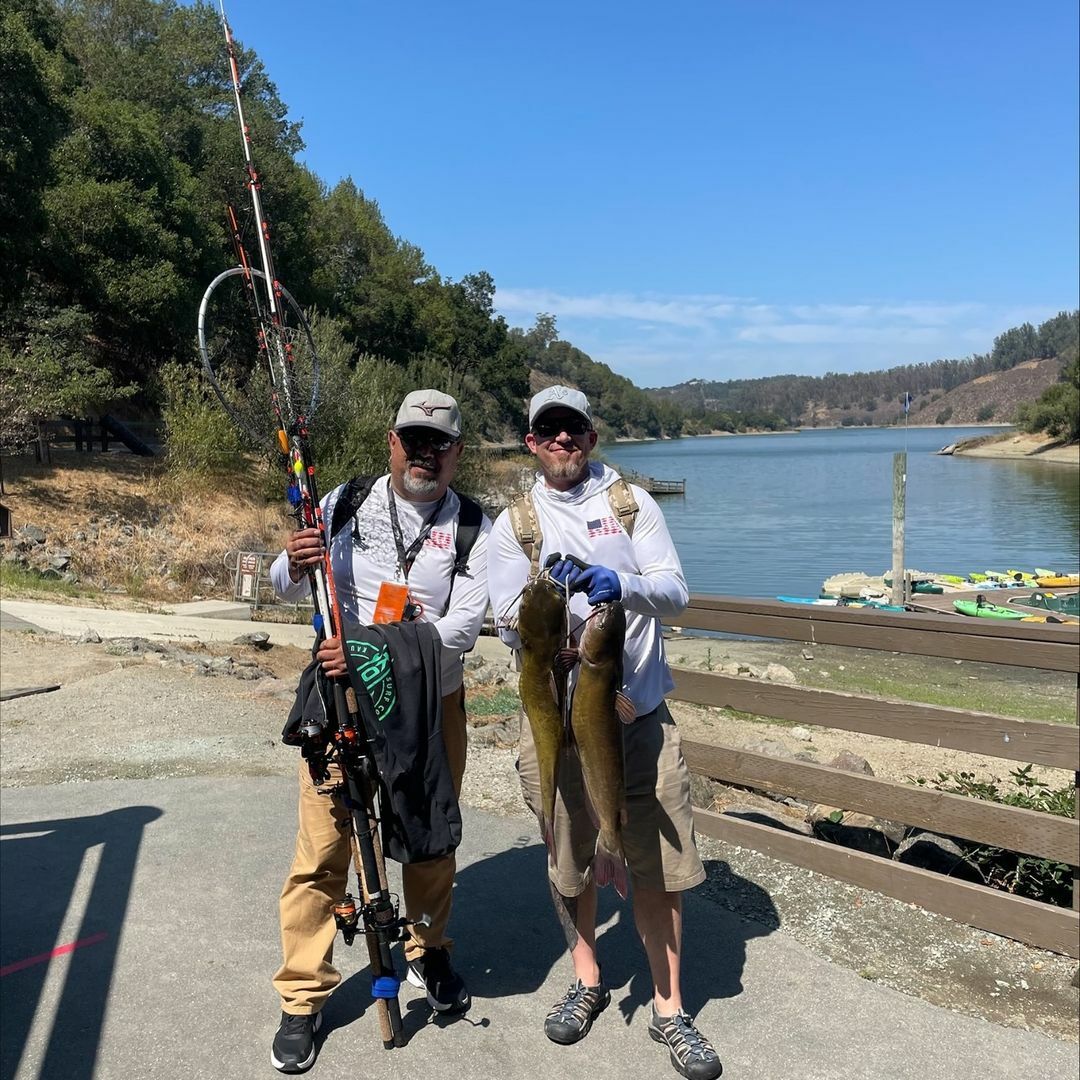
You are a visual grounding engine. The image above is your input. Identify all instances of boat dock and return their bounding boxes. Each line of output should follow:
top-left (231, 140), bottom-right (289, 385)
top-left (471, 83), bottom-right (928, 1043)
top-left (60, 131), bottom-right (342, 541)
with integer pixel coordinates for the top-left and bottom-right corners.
top-left (621, 469), bottom-right (686, 495)
top-left (638, 476), bottom-right (685, 494)
top-left (905, 586), bottom-right (1080, 620)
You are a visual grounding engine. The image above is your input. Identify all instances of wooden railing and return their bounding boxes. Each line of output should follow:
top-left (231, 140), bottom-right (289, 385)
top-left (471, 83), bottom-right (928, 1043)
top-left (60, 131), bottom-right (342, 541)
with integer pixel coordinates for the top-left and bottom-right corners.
top-left (669, 596), bottom-right (1080, 957)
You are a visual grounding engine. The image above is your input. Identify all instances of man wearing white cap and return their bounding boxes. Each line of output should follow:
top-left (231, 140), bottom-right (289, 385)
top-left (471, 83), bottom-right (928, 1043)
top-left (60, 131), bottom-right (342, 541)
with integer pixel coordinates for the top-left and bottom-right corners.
top-left (487, 385), bottom-right (722, 1080)
top-left (267, 389), bottom-right (491, 1071)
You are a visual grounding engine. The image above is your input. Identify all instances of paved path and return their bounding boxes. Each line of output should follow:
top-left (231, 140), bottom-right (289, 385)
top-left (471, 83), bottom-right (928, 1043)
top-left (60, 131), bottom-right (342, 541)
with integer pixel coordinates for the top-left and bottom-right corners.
top-left (0, 599), bottom-right (514, 664)
top-left (1, 778), bottom-right (1074, 1080)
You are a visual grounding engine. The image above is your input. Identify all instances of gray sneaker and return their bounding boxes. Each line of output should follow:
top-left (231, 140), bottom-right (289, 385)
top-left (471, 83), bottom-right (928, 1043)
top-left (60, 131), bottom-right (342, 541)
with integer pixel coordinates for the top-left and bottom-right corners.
top-left (648, 1006), bottom-right (722, 1080)
top-left (544, 978), bottom-right (610, 1044)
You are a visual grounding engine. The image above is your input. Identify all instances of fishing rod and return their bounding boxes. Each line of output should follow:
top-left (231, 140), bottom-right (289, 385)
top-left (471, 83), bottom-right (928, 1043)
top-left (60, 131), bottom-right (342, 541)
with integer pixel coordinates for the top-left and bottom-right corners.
top-left (197, 3), bottom-right (407, 1049)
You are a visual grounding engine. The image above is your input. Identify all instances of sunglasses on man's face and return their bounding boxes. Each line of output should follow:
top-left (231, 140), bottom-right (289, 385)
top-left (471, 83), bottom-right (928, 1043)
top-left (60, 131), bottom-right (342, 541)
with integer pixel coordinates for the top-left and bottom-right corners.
top-left (532, 416), bottom-right (591, 439)
top-left (397, 431), bottom-right (459, 455)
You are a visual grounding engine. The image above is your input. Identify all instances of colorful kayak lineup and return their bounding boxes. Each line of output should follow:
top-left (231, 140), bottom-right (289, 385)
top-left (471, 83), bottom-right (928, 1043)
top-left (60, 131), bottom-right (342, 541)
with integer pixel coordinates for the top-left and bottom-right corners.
top-left (777, 567), bottom-right (1080, 622)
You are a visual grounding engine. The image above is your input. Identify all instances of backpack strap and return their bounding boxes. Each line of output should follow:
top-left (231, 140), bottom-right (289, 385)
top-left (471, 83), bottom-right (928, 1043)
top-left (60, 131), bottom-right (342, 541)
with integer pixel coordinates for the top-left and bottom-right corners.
top-left (606, 477), bottom-right (639, 538)
top-left (450, 490), bottom-right (484, 576)
top-left (329, 474), bottom-right (379, 541)
top-left (508, 491), bottom-right (543, 579)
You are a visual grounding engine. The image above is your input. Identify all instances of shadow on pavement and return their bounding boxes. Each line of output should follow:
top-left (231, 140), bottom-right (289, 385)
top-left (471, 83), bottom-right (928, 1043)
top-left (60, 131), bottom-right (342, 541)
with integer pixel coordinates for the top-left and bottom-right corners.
top-left (329, 839), bottom-right (778, 1042)
top-left (0, 806), bottom-right (163, 1080)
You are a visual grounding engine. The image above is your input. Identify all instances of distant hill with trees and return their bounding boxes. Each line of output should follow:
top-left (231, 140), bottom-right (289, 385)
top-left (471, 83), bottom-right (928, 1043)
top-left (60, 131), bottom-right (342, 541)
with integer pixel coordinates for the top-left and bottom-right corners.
top-left (649, 311), bottom-right (1079, 430)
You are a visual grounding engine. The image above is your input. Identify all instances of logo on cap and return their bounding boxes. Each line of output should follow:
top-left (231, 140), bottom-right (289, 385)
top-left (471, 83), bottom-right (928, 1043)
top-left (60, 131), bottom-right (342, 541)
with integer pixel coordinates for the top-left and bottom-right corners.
top-left (414, 401), bottom-right (453, 417)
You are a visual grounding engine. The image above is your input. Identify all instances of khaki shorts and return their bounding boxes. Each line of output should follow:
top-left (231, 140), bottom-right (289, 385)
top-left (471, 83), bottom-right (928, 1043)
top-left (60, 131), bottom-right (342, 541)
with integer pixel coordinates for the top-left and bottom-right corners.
top-left (517, 699), bottom-right (705, 896)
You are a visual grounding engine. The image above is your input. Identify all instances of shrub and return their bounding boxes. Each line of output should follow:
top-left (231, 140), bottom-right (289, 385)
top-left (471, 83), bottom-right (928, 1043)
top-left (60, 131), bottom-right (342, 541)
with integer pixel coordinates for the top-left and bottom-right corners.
top-left (159, 361), bottom-right (246, 480)
top-left (975, 404), bottom-right (996, 422)
top-left (907, 765), bottom-right (1074, 905)
top-left (935, 406), bottom-right (953, 424)
top-left (1018, 354), bottom-right (1079, 441)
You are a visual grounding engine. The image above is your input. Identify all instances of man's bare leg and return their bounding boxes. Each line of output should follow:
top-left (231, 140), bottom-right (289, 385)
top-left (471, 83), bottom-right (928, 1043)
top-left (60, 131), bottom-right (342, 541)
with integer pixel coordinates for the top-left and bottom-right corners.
top-left (549, 878), bottom-right (601, 985)
top-left (632, 885), bottom-right (682, 1013)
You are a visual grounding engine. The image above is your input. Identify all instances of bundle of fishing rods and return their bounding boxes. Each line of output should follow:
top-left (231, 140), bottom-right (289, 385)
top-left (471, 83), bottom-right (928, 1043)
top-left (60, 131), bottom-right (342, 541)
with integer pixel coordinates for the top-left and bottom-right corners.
top-left (196, 4), bottom-right (407, 1049)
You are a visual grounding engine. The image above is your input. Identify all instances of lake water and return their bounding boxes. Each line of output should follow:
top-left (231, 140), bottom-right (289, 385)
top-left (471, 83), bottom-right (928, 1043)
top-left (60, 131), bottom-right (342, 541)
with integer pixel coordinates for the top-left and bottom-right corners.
top-left (602, 426), bottom-right (1080, 599)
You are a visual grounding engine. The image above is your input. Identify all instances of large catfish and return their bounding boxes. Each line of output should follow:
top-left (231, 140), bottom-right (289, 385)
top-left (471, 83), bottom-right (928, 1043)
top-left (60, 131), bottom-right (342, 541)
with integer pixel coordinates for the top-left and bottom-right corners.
top-left (570, 601), bottom-right (635, 899)
top-left (517, 574), bottom-right (569, 861)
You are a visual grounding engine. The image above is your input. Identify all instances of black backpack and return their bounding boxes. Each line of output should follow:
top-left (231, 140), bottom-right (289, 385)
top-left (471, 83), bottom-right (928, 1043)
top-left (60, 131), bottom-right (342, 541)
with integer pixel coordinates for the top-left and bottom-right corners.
top-left (328, 475), bottom-right (484, 612)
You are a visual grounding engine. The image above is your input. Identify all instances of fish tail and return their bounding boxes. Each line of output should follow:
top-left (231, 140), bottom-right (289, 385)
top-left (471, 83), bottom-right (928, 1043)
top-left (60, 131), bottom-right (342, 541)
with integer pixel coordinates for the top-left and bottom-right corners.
top-left (593, 838), bottom-right (628, 900)
top-left (541, 815), bottom-right (559, 868)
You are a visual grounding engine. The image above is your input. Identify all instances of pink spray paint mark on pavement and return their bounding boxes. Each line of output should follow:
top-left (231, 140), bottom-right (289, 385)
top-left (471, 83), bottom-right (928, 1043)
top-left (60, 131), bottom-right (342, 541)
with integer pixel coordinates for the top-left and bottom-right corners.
top-left (0, 932), bottom-right (109, 977)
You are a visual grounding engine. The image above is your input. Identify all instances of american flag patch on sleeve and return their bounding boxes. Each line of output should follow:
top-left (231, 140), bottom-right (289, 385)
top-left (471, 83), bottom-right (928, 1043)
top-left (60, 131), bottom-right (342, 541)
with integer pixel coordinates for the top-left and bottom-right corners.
top-left (587, 516), bottom-right (623, 537)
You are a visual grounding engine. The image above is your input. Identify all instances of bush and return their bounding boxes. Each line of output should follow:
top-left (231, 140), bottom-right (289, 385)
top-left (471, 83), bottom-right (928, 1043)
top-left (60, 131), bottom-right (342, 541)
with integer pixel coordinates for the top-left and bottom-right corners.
top-left (159, 361), bottom-right (246, 480)
top-left (975, 404), bottom-right (996, 422)
top-left (1018, 354), bottom-right (1079, 441)
top-left (907, 765), bottom-right (1074, 905)
top-left (935, 406), bottom-right (953, 425)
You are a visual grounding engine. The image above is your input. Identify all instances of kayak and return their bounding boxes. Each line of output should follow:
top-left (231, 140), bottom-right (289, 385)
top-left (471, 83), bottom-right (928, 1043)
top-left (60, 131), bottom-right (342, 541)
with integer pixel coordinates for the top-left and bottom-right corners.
top-left (884, 578), bottom-right (944, 594)
top-left (1017, 591), bottom-right (1080, 617)
top-left (777, 596), bottom-right (907, 612)
top-left (953, 599), bottom-right (1030, 621)
top-left (1035, 575), bottom-right (1080, 588)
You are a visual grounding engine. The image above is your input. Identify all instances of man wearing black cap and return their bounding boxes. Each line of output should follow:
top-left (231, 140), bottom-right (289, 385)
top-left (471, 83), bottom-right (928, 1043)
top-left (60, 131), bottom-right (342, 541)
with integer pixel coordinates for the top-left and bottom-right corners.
top-left (266, 389), bottom-right (491, 1072)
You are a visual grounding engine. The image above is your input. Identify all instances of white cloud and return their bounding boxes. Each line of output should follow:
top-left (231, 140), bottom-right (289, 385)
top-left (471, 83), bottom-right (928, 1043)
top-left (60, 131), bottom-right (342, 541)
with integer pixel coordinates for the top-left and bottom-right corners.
top-left (492, 286), bottom-right (1070, 385)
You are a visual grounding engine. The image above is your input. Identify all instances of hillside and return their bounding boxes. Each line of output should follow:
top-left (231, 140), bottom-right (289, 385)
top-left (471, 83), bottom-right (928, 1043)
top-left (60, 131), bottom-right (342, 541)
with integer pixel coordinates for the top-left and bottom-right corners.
top-left (908, 358), bottom-right (1064, 426)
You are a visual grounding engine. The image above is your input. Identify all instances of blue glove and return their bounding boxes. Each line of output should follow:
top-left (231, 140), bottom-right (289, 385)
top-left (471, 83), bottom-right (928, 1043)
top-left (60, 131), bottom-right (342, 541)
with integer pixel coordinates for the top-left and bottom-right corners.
top-left (573, 565), bottom-right (622, 605)
top-left (549, 558), bottom-right (585, 591)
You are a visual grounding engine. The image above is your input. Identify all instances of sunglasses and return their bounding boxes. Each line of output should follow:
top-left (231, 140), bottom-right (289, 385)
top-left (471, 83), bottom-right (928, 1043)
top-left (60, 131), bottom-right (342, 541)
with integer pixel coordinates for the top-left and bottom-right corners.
top-left (532, 416), bottom-right (591, 438)
top-left (397, 430), bottom-right (459, 454)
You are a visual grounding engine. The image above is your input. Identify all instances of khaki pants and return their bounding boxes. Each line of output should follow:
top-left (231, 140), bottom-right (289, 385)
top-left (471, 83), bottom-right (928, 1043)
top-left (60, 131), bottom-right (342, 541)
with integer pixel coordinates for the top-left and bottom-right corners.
top-left (273, 687), bottom-right (468, 1014)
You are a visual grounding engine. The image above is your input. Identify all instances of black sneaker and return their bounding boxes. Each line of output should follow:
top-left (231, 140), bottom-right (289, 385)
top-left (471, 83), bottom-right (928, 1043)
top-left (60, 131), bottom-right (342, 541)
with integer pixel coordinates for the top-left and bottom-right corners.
top-left (271, 1011), bottom-right (321, 1073)
top-left (406, 947), bottom-right (470, 1013)
top-left (648, 1006), bottom-right (722, 1080)
top-left (544, 978), bottom-right (610, 1044)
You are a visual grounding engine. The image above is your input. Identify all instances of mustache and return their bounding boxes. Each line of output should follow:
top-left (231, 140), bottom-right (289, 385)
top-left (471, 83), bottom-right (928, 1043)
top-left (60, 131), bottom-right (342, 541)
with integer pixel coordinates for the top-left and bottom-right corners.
top-left (408, 456), bottom-right (438, 469)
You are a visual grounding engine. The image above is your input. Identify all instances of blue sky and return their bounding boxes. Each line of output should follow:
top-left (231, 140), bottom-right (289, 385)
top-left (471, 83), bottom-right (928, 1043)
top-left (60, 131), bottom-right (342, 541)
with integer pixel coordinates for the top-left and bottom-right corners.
top-left (211, 0), bottom-right (1079, 387)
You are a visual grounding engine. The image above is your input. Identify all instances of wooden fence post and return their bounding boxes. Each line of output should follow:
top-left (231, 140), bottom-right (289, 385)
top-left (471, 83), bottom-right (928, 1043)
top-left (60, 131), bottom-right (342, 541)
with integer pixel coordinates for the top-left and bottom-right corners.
top-left (890, 451), bottom-right (906, 607)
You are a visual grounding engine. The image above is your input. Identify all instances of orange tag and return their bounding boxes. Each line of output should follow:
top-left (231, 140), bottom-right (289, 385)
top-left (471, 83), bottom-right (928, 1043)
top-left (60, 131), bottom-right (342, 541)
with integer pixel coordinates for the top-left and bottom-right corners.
top-left (373, 581), bottom-right (409, 624)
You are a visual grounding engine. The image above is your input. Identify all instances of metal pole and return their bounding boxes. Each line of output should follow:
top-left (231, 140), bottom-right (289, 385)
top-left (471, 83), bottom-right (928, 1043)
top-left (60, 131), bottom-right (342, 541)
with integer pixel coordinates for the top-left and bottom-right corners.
top-left (891, 452), bottom-right (906, 607)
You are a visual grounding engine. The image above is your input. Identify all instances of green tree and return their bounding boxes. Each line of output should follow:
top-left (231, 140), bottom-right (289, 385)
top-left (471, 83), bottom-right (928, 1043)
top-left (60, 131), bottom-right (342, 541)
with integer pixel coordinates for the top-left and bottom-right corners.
top-left (1017, 355), bottom-right (1080, 442)
top-left (0, 0), bottom-right (74, 316)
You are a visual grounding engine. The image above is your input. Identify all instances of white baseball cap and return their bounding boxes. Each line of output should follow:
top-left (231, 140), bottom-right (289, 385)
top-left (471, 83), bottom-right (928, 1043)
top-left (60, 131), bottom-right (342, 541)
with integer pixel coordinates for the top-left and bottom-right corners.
top-left (393, 389), bottom-right (462, 439)
top-left (528, 385), bottom-right (593, 429)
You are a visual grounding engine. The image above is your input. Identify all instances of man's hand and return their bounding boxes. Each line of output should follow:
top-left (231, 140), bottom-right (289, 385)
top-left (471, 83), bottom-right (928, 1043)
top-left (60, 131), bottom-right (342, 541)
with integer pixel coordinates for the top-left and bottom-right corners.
top-left (549, 555), bottom-right (587, 592)
top-left (316, 636), bottom-right (348, 678)
top-left (573, 565), bottom-right (621, 605)
top-left (285, 528), bottom-right (324, 582)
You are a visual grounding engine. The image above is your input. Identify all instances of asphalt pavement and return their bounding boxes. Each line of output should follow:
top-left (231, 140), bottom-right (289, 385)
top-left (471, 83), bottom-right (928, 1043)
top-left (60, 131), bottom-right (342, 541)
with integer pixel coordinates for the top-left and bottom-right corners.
top-left (1, 598), bottom-right (1077, 1079)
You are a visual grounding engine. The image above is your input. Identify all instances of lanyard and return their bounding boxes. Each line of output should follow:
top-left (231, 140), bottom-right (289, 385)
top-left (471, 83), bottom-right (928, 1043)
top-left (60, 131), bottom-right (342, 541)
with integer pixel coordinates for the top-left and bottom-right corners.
top-left (387, 485), bottom-right (446, 581)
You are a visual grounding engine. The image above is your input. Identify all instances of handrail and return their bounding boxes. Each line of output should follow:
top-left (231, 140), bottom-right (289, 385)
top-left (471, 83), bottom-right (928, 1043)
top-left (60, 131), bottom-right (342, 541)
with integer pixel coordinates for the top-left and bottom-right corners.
top-left (666, 593), bottom-right (1080, 956)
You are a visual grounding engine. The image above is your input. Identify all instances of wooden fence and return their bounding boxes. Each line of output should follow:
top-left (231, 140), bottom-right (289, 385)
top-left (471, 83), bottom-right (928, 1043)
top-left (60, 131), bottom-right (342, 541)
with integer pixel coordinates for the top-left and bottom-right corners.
top-left (669, 596), bottom-right (1080, 957)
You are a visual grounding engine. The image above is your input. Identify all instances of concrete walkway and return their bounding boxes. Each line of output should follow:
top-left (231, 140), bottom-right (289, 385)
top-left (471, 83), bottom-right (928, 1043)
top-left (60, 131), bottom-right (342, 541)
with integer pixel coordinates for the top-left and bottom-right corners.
top-left (1, 778), bottom-right (1075, 1080)
top-left (0, 599), bottom-right (515, 664)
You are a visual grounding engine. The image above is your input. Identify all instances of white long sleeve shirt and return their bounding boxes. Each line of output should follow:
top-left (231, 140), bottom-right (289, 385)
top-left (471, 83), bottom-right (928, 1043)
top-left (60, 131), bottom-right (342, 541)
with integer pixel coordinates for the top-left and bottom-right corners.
top-left (270, 475), bottom-right (491, 694)
top-left (487, 462), bottom-right (688, 715)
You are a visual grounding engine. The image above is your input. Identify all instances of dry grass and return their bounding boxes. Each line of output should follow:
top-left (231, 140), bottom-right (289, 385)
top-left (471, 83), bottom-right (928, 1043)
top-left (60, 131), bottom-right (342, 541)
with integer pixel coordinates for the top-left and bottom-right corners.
top-left (1, 448), bottom-right (290, 601)
top-left (0, 446), bottom-right (533, 603)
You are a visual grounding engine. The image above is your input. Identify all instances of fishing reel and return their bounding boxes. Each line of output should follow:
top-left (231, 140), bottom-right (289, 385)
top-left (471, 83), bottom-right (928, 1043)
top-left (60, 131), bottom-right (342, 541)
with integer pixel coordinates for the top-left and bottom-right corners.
top-left (332, 893), bottom-right (429, 947)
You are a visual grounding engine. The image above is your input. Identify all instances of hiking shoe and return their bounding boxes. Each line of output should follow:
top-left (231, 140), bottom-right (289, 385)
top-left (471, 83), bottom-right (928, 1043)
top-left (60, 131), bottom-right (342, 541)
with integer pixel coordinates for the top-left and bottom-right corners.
top-left (648, 1007), bottom-right (722, 1080)
top-left (406, 947), bottom-right (470, 1013)
top-left (271, 1011), bottom-right (321, 1073)
top-left (544, 978), bottom-right (610, 1044)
